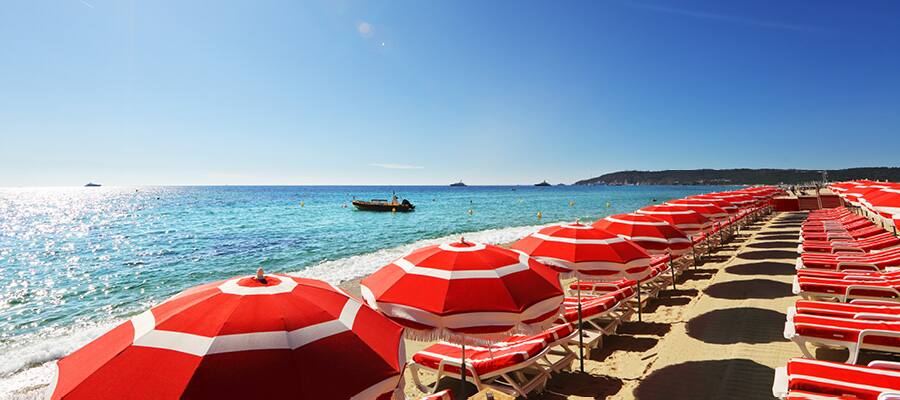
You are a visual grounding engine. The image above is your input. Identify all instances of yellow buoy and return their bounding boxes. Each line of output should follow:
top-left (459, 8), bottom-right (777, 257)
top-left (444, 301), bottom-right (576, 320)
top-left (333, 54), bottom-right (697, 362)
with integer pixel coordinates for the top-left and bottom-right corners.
top-left (605, 201), bottom-right (611, 208)
top-left (537, 211), bottom-right (542, 219)
top-left (300, 201), bottom-right (305, 207)
top-left (468, 209), bottom-right (474, 215)
top-left (569, 200), bottom-right (575, 207)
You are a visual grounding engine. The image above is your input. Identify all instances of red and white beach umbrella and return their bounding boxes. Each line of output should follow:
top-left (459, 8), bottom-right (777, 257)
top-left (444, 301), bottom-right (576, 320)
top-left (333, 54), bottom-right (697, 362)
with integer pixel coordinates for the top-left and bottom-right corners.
top-left (510, 222), bottom-right (652, 282)
top-left (510, 222), bottom-right (651, 369)
top-left (665, 199), bottom-right (729, 221)
top-left (360, 240), bottom-right (564, 340)
top-left (48, 272), bottom-right (406, 400)
top-left (360, 239), bottom-right (565, 398)
top-left (635, 205), bottom-right (712, 237)
top-left (861, 188), bottom-right (900, 229)
top-left (686, 195), bottom-right (739, 215)
top-left (843, 185), bottom-right (889, 207)
top-left (709, 192), bottom-right (757, 209)
top-left (592, 213), bottom-right (692, 256)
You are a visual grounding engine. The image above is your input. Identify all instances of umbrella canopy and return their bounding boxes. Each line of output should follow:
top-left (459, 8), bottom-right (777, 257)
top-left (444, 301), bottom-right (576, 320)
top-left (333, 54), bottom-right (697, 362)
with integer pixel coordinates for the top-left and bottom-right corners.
top-left (861, 187), bottom-right (900, 217)
top-left (48, 273), bottom-right (406, 400)
top-left (510, 222), bottom-right (652, 281)
top-left (360, 240), bottom-right (564, 341)
top-left (664, 199), bottom-right (729, 221)
top-left (707, 192), bottom-right (758, 209)
top-left (592, 213), bottom-right (692, 256)
top-left (838, 184), bottom-right (889, 206)
top-left (635, 205), bottom-right (712, 237)
top-left (686, 195), bottom-right (739, 214)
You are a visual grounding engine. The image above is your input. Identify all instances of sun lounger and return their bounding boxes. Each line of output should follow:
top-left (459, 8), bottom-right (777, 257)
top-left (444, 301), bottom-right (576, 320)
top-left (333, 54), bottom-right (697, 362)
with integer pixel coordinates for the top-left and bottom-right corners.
top-left (796, 248), bottom-right (900, 271)
top-left (409, 324), bottom-right (576, 397)
top-left (800, 234), bottom-right (900, 254)
top-left (784, 312), bottom-right (900, 363)
top-left (793, 275), bottom-right (900, 302)
top-left (773, 357), bottom-right (900, 400)
top-left (801, 225), bottom-right (885, 242)
top-left (789, 300), bottom-right (900, 320)
top-left (558, 287), bottom-right (636, 351)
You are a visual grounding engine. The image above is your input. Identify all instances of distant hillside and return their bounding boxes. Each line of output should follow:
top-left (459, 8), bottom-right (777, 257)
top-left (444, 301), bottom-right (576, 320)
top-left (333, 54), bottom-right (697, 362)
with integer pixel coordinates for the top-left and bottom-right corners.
top-left (574, 168), bottom-right (900, 186)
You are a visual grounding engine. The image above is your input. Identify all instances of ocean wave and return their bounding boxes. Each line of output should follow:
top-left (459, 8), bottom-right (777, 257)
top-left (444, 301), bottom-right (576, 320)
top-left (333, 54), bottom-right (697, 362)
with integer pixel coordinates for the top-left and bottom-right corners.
top-left (290, 222), bottom-right (553, 283)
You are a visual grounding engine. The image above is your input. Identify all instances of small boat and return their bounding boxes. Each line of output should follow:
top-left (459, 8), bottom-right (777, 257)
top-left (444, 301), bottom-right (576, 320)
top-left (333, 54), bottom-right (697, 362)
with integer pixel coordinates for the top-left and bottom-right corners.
top-left (534, 180), bottom-right (551, 187)
top-left (352, 194), bottom-right (415, 212)
top-left (84, 182), bottom-right (101, 187)
top-left (450, 180), bottom-right (467, 187)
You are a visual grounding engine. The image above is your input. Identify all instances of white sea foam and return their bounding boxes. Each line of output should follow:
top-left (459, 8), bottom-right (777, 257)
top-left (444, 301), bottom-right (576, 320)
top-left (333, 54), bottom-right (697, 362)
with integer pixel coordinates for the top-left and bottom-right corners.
top-left (0, 223), bottom-right (554, 398)
top-left (0, 323), bottom-right (117, 399)
top-left (291, 222), bottom-right (553, 283)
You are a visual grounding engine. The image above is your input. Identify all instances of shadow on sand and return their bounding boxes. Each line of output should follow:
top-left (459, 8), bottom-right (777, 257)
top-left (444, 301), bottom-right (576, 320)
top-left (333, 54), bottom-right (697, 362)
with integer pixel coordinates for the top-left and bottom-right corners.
top-left (726, 261), bottom-right (795, 276)
top-left (589, 335), bottom-right (660, 362)
top-left (634, 359), bottom-right (775, 400)
top-left (747, 241), bottom-right (799, 249)
top-left (704, 279), bottom-right (792, 300)
top-left (616, 321), bottom-right (672, 336)
top-left (738, 250), bottom-right (797, 260)
top-left (537, 371), bottom-right (624, 399)
top-left (753, 233), bottom-right (800, 241)
top-left (686, 307), bottom-right (788, 345)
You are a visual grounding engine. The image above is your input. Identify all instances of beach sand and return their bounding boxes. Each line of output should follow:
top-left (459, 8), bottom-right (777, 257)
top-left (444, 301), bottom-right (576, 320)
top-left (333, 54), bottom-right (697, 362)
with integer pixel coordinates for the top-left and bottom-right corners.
top-left (341, 211), bottom-right (810, 399)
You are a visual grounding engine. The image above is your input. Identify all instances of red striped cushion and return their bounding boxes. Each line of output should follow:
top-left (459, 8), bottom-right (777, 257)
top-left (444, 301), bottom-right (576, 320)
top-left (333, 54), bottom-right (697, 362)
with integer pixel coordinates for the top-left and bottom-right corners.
top-left (786, 357), bottom-right (900, 400)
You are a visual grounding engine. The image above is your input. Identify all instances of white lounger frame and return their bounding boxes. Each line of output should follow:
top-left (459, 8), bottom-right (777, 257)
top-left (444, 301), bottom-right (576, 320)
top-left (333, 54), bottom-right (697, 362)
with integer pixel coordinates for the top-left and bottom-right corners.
top-left (409, 339), bottom-right (569, 398)
top-left (792, 275), bottom-right (900, 303)
top-left (784, 316), bottom-right (900, 364)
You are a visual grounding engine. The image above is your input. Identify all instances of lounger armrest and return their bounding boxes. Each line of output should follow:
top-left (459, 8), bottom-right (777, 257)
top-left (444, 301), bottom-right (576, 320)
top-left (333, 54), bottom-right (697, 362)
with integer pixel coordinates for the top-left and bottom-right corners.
top-left (845, 284), bottom-right (900, 300)
top-left (850, 299), bottom-right (900, 306)
top-left (842, 275), bottom-right (887, 281)
top-left (837, 262), bottom-right (880, 271)
top-left (854, 313), bottom-right (900, 321)
top-left (856, 329), bottom-right (900, 363)
top-left (831, 246), bottom-right (866, 253)
top-left (868, 360), bottom-right (900, 371)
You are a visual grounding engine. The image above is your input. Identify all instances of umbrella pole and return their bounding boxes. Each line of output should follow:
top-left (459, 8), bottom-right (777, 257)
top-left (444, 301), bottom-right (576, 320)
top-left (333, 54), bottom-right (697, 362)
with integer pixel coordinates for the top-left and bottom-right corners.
top-left (669, 254), bottom-right (677, 291)
top-left (577, 278), bottom-right (584, 372)
top-left (459, 343), bottom-right (467, 400)
top-left (636, 280), bottom-right (642, 322)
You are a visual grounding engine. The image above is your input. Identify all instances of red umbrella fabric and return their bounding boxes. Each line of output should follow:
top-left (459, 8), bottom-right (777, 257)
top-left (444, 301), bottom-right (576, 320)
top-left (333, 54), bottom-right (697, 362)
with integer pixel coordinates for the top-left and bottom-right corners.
top-left (48, 273), bottom-right (406, 400)
top-left (592, 213), bottom-right (692, 256)
top-left (510, 222), bottom-right (652, 282)
top-left (861, 187), bottom-right (900, 218)
top-left (635, 205), bottom-right (712, 237)
top-left (665, 199), bottom-right (729, 221)
top-left (686, 195), bottom-right (739, 214)
top-left (360, 240), bottom-right (565, 340)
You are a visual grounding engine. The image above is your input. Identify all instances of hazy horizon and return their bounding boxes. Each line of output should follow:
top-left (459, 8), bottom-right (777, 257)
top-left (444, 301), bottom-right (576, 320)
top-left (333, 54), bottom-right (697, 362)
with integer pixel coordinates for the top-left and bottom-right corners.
top-left (2, 1), bottom-right (899, 186)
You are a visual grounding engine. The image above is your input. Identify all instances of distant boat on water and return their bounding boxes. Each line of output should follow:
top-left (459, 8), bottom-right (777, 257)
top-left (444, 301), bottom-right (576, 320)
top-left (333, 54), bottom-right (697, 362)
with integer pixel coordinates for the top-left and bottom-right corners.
top-left (84, 182), bottom-right (101, 187)
top-left (352, 193), bottom-right (415, 212)
top-left (450, 180), bottom-right (467, 187)
top-left (534, 180), bottom-right (551, 187)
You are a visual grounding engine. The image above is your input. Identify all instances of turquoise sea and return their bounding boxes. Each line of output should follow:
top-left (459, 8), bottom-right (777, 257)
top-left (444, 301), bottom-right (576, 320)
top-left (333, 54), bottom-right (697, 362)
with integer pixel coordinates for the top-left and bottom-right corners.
top-left (0, 185), bottom-right (735, 397)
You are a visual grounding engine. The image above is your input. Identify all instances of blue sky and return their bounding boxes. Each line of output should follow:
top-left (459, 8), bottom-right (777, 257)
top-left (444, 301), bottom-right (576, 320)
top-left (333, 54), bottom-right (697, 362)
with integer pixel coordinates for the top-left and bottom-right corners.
top-left (1, 0), bottom-right (899, 186)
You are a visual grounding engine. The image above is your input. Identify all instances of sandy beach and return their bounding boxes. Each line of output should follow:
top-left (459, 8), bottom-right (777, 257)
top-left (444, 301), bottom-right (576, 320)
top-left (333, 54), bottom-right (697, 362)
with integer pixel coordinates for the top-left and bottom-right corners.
top-left (336, 211), bottom-right (808, 399)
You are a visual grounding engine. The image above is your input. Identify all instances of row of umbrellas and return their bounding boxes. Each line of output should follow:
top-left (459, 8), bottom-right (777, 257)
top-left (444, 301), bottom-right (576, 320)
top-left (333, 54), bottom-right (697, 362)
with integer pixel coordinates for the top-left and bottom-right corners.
top-left (47, 186), bottom-right (783, 399)
top-left (830, 180), bottom-right (900, 230)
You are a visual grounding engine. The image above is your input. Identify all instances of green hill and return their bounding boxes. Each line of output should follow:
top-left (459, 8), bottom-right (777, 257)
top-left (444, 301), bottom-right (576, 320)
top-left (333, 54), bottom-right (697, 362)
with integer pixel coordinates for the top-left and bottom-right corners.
top-left (574, 168), bottom-right (900, 186)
